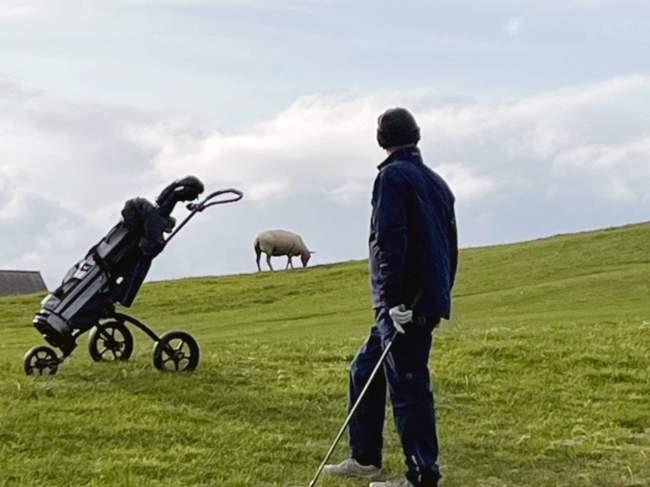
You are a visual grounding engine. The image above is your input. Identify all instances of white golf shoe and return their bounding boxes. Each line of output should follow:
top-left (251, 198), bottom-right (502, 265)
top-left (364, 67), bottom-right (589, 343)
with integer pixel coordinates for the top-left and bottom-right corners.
top-left (370, 478), bottom-right (415, 487)
top-left (322, 458), bottom-right (382, 480)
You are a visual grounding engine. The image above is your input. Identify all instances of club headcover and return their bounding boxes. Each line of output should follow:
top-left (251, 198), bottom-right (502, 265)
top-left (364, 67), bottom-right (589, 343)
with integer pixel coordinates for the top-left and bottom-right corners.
top-left (156, 175), bottom-right (205, 216)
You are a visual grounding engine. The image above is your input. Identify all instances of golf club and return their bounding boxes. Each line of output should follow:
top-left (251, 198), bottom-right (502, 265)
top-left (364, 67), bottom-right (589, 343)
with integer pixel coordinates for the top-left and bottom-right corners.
top-left (297, 328), bottom-right (398, 487)
top-left (295, 291), bottom-right (423, 487)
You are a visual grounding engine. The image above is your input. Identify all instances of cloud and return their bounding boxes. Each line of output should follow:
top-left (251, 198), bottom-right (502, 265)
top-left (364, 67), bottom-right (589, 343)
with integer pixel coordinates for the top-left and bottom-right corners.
top-left (128, 93), bottom-right (386, 204)
top-left (1, 0), bottom-right (327, 17)
top-left (434, 163), bottom-right (499, 204)
top-left (122, 0), bottom-right (328, 6)
top-left (0, 80), bottom-right (165, 283)
top-left (2, 75), bottom-right (650, 286)
top-left (505, 17), bottom-right (526, 36)
top-left (553, 137), bottom-right (650, 202)
top-left (0, 1), bottom-right (39, 19)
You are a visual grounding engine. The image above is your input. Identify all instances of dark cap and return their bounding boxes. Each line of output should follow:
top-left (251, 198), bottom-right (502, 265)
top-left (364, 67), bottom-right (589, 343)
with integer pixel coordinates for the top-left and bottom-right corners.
top-left (376, 107), bottom-right (420, 149)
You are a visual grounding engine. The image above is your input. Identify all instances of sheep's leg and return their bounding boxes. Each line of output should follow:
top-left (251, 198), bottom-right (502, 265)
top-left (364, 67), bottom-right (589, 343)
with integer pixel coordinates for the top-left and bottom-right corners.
top-left (286, 256), bottom-right (293, 270)
top-left (256, 250), bottom-right (262, 272)
top-left (267, 254), bottom-right (274, 272)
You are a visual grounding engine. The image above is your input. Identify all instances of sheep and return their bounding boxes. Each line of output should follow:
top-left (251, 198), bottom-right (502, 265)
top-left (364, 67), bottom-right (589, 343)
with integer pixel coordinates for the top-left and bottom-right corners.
top-left (254, 230), bottom-right (314, 272)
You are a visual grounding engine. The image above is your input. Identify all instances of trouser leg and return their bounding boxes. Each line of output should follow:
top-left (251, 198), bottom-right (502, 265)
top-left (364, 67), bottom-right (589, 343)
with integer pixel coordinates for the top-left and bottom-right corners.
top-left (348, 326), bottom-right (387, 468)
top-left (377, 308), bottom-right (441, 487)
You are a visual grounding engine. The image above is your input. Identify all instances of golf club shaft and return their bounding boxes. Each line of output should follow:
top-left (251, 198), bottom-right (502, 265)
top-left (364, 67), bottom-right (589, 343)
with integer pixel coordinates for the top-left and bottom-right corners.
top-left (307, 330), bottom-right (399, 487)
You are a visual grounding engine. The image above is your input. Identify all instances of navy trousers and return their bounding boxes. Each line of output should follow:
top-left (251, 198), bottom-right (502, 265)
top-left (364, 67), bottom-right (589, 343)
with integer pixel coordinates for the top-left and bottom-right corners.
top-left (348, 308), bottom-right (441, 487)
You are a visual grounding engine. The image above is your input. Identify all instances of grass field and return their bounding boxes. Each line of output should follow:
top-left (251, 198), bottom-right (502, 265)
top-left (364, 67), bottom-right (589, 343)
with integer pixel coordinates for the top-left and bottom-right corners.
top-left (2, 223), bottom-right (650, 487)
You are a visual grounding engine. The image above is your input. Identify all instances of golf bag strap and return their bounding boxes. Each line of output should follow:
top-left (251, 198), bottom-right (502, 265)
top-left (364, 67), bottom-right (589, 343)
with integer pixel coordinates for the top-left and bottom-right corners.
top-left (89, 247), bottom-right (113, 279)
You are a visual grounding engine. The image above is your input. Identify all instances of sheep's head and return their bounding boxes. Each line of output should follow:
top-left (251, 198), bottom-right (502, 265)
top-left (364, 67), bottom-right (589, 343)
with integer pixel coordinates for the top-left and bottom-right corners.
top-left (301, 250), bottom-right (315, 267)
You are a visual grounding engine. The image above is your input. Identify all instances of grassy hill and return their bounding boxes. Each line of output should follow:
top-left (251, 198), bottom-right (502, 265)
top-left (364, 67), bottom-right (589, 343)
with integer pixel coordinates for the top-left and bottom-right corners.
top-left (1, 223), bottom-right (650, 487)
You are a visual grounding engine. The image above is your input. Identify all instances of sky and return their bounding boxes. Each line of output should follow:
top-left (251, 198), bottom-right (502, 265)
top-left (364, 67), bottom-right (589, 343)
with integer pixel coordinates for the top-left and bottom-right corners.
top-left (1, 0), bottom-right (649, 288)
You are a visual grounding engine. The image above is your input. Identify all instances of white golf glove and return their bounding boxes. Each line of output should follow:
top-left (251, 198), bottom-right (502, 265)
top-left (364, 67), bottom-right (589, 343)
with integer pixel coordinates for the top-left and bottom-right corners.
top-left (389, 304), bottom-right (414, 334)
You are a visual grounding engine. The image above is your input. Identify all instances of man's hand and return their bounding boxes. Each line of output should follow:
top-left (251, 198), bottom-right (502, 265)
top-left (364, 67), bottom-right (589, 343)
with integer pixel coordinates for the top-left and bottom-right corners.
top-left (389, 304), bottom-right (414, 333)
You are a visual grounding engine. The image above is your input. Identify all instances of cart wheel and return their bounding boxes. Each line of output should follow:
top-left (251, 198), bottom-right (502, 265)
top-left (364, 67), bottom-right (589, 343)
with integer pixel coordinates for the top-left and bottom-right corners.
top-left (153, 331), bottom-right (200, 372)
top-left (88, 318), bottom-right (134, 362)
top-left (24, 346), bottom-right (59, 376)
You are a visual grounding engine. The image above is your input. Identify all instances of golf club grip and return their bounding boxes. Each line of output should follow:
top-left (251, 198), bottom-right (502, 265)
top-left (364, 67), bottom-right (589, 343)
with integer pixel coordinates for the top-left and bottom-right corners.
top-left (307, 330), bottom-right (399, 487)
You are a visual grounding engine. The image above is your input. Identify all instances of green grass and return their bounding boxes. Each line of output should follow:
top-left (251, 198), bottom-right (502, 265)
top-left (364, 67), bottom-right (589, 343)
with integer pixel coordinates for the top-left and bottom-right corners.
top-left (2, 223), bottom-right (650, 486)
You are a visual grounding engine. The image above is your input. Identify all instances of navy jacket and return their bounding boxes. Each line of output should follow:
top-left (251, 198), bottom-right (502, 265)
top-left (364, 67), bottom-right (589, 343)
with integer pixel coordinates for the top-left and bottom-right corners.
top-left (369, 147), bottom-right (458, 319)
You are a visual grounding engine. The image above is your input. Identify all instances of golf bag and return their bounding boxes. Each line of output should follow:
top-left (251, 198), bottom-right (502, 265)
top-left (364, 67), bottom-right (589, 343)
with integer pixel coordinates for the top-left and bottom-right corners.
top-left (32, 176), bottom-right (205, 353)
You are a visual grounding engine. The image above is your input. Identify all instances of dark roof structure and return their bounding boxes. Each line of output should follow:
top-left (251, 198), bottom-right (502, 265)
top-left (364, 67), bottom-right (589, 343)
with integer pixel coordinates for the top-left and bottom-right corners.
top-left (0, 270), bottom-right (48, 298)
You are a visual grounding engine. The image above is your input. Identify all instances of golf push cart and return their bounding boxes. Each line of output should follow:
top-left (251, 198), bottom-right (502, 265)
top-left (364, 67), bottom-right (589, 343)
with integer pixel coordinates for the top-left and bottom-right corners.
top-left (24, 176), bottom-right (243, 376)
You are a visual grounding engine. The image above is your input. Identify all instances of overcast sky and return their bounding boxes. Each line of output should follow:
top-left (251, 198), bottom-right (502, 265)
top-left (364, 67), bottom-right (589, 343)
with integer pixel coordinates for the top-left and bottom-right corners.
top-left (1, 0), bottom-right (649, 287)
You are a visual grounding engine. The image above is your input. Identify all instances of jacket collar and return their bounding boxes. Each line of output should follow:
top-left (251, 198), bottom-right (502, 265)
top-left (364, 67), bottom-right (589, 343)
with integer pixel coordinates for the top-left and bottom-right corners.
top-left (377, 146), bottom-right (423, 170)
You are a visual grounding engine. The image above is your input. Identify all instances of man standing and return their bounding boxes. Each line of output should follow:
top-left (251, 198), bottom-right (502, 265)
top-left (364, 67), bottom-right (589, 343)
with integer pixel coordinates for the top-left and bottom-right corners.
top-left (324, 108), bottom-right (458, 487)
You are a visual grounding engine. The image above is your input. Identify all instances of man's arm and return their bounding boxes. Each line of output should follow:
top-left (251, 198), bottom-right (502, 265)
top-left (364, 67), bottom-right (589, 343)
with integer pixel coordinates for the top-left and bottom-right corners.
top-left (374, 167), bottom-right (408, 309)
top-left (448, 211), bottom-right (459, 289)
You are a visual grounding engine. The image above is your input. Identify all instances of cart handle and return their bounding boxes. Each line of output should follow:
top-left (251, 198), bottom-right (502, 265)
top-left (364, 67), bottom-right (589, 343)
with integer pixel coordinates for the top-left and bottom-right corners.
top-left (186, 188), bottom-right (244, 212)
top-left (165, 188), bottom-right (243, 244)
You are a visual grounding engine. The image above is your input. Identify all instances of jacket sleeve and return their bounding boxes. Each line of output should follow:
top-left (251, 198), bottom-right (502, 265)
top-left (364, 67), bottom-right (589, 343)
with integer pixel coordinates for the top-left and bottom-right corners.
top-left (373, 167), bottom-right (408, 309)
top-left (448, 210), bottom-right (459, 289)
